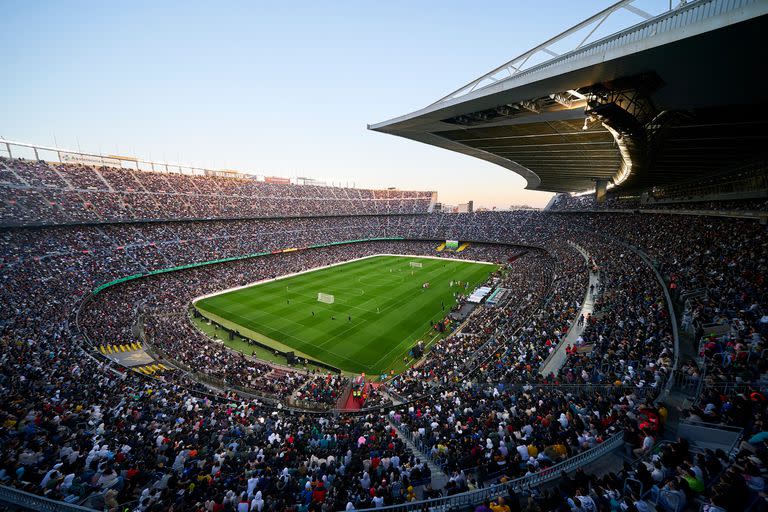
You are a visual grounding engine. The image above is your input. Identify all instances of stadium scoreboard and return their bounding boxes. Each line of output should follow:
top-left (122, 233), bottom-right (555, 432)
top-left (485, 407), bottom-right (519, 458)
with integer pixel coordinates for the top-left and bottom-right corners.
top-left (445, 240), bottom-right (459, 250)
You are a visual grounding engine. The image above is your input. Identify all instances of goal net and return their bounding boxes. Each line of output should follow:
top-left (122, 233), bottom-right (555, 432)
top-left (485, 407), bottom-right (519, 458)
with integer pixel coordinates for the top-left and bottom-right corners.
top-left (409, 261), bottom-right (423, 268)
top-left (317, 292), bottom-right (335, 304)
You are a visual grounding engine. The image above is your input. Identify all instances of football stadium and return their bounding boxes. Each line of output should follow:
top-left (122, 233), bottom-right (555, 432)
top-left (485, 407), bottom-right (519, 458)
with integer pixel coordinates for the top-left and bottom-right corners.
top-left (1, 1), bottom-right (767, 511)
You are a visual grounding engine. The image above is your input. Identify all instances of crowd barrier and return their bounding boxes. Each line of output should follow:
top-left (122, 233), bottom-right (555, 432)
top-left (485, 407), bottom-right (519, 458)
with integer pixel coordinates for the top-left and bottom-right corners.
top-left (0, 485), bottom-right (97, 512)
top-left (355, 432), bottom-right (625, 511)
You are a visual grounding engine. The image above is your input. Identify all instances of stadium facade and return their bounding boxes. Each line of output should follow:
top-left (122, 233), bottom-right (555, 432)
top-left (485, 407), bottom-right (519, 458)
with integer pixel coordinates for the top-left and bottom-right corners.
top-left (370, 0), bottom-right (768, 195)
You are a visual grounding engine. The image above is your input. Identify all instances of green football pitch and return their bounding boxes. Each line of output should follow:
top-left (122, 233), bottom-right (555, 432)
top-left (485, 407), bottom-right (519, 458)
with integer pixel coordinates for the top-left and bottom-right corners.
top-left (193, 255), bottom-right (497, 375)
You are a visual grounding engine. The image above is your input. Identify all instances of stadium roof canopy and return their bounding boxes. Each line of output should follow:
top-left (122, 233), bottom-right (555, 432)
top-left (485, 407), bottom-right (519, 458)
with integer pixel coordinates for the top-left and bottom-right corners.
top-left (370, 0), bottom-right (768, 194)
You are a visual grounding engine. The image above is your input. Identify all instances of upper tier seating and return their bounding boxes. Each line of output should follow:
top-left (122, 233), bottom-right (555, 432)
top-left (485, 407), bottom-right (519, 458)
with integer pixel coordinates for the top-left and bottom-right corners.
top-left (0, 157), bottom-right (434, 225)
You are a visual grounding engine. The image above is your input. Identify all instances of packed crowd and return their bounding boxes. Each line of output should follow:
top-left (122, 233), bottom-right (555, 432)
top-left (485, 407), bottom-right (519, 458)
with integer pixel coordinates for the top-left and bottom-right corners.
top-left (380, 229), bottom-right (678, 489)
top-left (549, 194), bottom-right (641, 211)
top-left (0, 212), bottom-right (543, 278)
top-left (144, 313), bottom-right (324, 403)
top-left (390, 384), bottom-right (649, 483)
top-left (1, 195), bottom-right (766, 510)
top-left (384, 249), bottom-right (557, 400)
top-left (481, 243), bottom-right (589, 384)
top-left (554, 235), bottom-right (675, 390)
top-left (0, 328), bottom-right (435, 511)
top-left (0, 158), bottom-right (433, 225)
top-left (564, 213), bottom-right (768, 438)
top-left (549, 192), bottom-right (767, 212)
top-left (522, 437), bottom-right (716, 512)
top-left (1, 226), bottom-right (575, 510)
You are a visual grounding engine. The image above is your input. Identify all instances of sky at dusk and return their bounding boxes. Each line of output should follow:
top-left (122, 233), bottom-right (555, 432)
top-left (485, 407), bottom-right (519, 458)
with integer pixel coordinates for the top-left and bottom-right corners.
top-left (2, 0), bottom-right (645, 208)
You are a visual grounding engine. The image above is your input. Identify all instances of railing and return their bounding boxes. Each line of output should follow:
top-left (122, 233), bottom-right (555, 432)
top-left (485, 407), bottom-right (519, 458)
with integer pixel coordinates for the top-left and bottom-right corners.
top-left (355, 431), bottom-right (625, 511)
top-left (678, 419), bottom-right (744, 433)
top-left (0, 138), bottom-right (366, 189)
top-left (552, 207), bottom-right (768, 221)
top-left (432, 0), bottom-right (765, 105)
top-left (679, 288), bottom-right (707, 308)
top-left (483, 382), bottom-right (657, 398)
top-left (463, 263), bottom-right (557, 376)
top-left (588, 231), bottom-right (680, 404)
top-left (649, 159), bottom-right (767, 202)
top-left (676, 420), bottom-right (743, 455)
top-left (389, 420), bottom-right (446, 473)
top-left (672, 365), bottom-right (705, 404)
top-left (0, 485), bottom-right (97, 512)
top-left (621, 439), bottom-right (677, 500)
top-left (537, 241), bottom-right (595, 375)
top-left (719, 347), bottom-right (755, 365)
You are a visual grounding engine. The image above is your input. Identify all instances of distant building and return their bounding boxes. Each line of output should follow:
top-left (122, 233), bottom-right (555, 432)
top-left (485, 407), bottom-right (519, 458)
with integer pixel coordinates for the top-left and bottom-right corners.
top-left (456, 201), bottom-right (473, 213)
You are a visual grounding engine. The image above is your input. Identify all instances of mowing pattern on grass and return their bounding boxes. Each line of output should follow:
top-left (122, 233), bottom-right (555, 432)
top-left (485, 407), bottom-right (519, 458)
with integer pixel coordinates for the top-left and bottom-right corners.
top-left (194, 255), bottom-right (497, 375)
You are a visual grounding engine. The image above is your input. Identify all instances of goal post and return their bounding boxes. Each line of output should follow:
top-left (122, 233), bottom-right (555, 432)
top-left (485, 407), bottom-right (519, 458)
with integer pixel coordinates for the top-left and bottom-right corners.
top-left (317, 292), bottom-right (335, 304)
top-left (409, 261), bottom-right (423, 268)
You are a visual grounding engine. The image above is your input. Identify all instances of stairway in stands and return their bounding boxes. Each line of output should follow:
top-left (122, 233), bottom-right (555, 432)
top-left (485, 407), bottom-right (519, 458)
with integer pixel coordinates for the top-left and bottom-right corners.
top-left (388, 420), bottom-right (450, 492)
